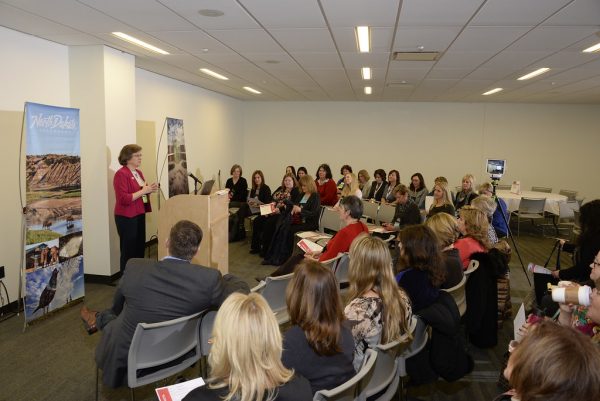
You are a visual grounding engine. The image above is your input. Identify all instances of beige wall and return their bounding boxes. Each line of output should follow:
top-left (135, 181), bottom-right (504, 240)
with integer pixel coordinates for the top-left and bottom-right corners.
top-left (242, 102), bottom-right (600, 201)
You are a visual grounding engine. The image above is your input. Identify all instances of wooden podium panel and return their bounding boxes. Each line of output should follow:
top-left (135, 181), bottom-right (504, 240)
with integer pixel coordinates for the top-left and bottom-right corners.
top-left (157, 192), bottom-right (229, 274)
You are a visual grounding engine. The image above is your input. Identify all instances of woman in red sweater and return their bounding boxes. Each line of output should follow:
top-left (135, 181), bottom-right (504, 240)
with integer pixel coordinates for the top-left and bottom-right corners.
top-left (266, 196), bottom-right (369, 277)
top-left (113, 144), bottom-right (158, 273)
top-left (315, 163), bottom-right (338, 206)
top-left (454, 206), bottom-right (490, 269)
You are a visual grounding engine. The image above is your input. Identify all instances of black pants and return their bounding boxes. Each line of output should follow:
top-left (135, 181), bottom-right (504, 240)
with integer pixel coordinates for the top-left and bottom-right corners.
top-left (114, 214), bottom-right (146, 273)
top-left (251, 214), bottom-right (278, 255)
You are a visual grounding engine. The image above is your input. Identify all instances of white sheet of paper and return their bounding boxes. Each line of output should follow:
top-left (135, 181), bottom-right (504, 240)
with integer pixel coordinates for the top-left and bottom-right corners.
top-left (297, 239), bottom-right (323, 253)
top-left (513, 303), bottom-right (526, 342)
top-left (527, 263), bottom-right (552, 275)
top-left (260, 203), bottom-right (276, 215)
top-left (155, 377), bottom-right (205, 401)
top-left (296, 231), bottom-right (322, 239)
top-left (425, 195), bottom-right (434, 211)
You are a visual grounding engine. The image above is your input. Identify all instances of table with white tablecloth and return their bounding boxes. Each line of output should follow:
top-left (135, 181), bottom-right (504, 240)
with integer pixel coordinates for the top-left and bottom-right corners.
top-left (496, 190), bottom-right (568, 215)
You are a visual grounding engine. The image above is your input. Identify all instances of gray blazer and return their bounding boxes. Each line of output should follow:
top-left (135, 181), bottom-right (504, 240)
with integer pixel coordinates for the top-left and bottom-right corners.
top-left (95, 258), bottom-right (224, 388)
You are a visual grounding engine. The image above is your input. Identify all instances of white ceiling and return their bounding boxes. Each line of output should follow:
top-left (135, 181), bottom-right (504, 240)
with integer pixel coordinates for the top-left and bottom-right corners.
top-left (1, 0), bottom-right (600, 103)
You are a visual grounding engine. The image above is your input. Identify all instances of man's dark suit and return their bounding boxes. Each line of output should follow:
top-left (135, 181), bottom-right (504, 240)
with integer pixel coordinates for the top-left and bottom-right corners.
top-left (95, 257), bottom-right (224, 388)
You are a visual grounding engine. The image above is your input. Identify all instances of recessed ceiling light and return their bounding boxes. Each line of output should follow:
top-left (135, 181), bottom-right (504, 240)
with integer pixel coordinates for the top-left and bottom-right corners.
top-left (582, 42), bottom-right (600, 53)
top-left (482, 88), bottom-right (503, 96)
top-left (517, 67), bottom-right (550, 81)
top-left (198, 9), bottom-right (224, 17)
top-left (111, 32), bottom-right (169, 55)
top-left (364, 86), bottom-right (372, 95)
top-left (361, 67), bottom-right (372, 80)
top-left (355, 26), bottom-right (370, 53)
top-left (200, 68), bottom-right (229, 80)
top-left (243, 86), bottom-right (261, 95)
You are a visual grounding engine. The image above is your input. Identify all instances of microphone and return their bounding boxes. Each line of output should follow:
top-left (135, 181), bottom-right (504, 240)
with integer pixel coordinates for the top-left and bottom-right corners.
top-left (188, 173), bottom-right (201, 184)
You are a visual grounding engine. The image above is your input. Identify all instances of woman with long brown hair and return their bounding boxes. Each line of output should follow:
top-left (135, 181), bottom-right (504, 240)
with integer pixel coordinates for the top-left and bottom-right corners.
top-left (345, 235), bottom-right (412, 370)
top-left (282, 260), bottom-right (355, 394)
top-left (396, 225), bottom-right (446, 312)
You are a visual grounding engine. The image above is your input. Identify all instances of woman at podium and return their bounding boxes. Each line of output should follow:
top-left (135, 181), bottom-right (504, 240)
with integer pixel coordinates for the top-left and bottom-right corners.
top-left (113, 144), bottom-right (158, 273)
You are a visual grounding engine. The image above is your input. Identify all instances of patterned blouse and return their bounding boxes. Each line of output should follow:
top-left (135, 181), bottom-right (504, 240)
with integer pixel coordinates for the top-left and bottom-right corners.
top-left (344, 291), bottom-right (413, 370)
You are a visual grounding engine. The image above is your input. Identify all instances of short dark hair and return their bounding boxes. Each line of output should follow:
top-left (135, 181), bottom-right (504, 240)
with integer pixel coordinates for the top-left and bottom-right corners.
top-left (374, 169), bottom-right (386, 181)
top-left (168, 220), bottom-right (203, 260)
top-left (316, 164), bottom-right (333, 179)
top-left (340, 195), bottom-right (363, 219)
top-left (297, 166), bottom-right (308, 180)
top-left (410, 173), bottom-right (426, 191)
top-left (118, 144), bottom-right (142, 166)
top-left (340, 165), bottom-right (353, 175)
top-left (230, 164), bottom-right (242, 176)
top-left (389, 170), bottom-right (400, 184)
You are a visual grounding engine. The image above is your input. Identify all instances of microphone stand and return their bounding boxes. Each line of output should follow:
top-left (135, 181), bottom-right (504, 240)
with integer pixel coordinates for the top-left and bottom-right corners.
top-left (189, 173), bottom-right (202, 195)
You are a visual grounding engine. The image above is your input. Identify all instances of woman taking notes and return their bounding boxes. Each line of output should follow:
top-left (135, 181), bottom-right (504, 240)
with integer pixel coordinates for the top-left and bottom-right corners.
top-left (113, 144), bottom-right (157, 274)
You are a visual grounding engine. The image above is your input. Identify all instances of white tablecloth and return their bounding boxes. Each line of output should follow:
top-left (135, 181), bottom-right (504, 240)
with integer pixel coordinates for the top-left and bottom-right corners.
top-left (496, 190), bottom-right (567, 215)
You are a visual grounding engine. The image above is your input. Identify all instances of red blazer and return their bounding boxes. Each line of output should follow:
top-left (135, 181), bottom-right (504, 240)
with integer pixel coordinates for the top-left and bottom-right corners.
top-left (316, 179), bottom-right (338, 206)
top-left (319, 221), bottom-right (369, 261)
top-left (114, 166), bottom-right (151, 217)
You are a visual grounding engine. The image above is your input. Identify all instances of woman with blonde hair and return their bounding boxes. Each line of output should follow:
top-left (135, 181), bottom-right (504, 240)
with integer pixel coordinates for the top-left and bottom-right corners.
top-left (282, 260), bottom-right (355, 394)
top-left (357, 169), bottom-right (371, 199)
top-left (454, 206), bottom-right (490, 269)
top-left (339, 172), bottom-right (363, 200)
top-left (427, 181), bottom-right (455, 218)
top-left (345, 234), bottom-right (412, 370)
top-left (183, 293), bottom-right (311, 401)
top-left (424, 213), bottom-right (464, 289)
top-left (470, 195), bottom-right (499, 245)
top-left (454, 174), bottom-right (478, 211)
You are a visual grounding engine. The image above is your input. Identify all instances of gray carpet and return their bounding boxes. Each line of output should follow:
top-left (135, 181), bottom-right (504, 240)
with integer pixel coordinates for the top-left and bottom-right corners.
top-left (0, 221), bottom-right (573, 401)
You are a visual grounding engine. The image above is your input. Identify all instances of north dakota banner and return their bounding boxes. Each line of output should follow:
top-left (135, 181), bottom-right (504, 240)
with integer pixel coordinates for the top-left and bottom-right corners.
top-left (23, 102), bottom-right (84, 323)
top-left (166, 117), bottom-right (190, 197)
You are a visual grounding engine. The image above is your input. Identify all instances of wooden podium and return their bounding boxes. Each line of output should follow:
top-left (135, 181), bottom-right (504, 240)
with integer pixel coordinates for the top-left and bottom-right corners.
top-left (157, 192), bottom-right (229, 274)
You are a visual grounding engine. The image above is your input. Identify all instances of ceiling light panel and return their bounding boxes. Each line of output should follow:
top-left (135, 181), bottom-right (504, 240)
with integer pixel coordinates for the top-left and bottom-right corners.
top-left (355, 26), bottom-right (371, 53)
top-left (112, 32), bottom-right (169, 54)
top-left (517, 67), bottom-right (550, 80)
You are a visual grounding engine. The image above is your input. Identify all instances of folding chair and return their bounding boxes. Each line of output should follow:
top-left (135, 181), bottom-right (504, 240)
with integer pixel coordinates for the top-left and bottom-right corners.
top-left (376, 204), bottom-right (396, 225)
top-left (441, 275), bottom-right (467, 316)
top-left (511, 197), bottom-right (546, 236)
top-left (320, 206), bottom-right (342, 233)
top-left (362, 200), bottom-right (379, 223)
top-left (531, 186), bottom-right (552, 193)
top-left (251, 273), bottom-right (294, 325)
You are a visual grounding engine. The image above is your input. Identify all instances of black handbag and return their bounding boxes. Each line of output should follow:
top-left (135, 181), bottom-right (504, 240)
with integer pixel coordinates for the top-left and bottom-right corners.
top-left (533, 240), bottom-right (561, 306)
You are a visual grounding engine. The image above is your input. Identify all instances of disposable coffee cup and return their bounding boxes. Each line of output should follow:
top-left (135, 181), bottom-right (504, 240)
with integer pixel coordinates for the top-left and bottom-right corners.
top-left (552, 285), bottom-right (591, 306)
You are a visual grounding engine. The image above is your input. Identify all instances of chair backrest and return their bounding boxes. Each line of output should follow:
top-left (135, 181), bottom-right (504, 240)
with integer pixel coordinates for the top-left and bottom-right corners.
top-left (313, 349), bottom-right (377, 401)
top-left (362, 200), bottom-right (379, 221)
top-left (464, 259), bottom-right (479, 278)
top-left (364, 331), bottom-right (413, 399)
top-left (518, 197), bottom-right (546, 214)
top-left (376, 203), bottom-right (395, 225)
top-left (496, 184), bottom-right (511, 190)
top-left (333, 253), bottom-right (350, 287)
top-left (397, 316), bottom-right (428, 377)
top-left (251, 273), bottom-right (294, 313)
top-left (531, 186), bottom-right (552, 193)
top-left (127, 311), bottom-right (203, 388)
top-left (199, 310), bottom-right (217, 357)
top-left (320, 206), bottom-right (342, 233)
top-left (559, 189), bottom-right (578, 201)
top-left (558, 201), bottom-right (576, 221)
top-left (441, 275), bottom-right (467, 316)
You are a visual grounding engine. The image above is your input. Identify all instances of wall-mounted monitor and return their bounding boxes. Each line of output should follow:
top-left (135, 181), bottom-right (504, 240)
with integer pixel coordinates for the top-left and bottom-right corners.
top-left (486, 159), bottom-right (506, 178)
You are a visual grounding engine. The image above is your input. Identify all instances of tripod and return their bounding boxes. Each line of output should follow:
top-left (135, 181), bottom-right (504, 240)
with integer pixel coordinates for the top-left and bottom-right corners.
top-left (491, 178), bottom-right (531, 286)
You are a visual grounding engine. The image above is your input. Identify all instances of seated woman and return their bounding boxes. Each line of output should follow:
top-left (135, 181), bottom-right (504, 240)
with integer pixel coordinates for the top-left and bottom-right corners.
top-left (345, 235), bottom-right (412, 370)
top-left (409, 172), bottom-right (428, 211)
top-left (471, 195), bottom-right (499, 245)
top-left (454, 174), bottom-right (478, 211)
top-left (282, 260), bottom-right (355, 394)
top-left (424, 213), bottom-right (464, 289)
top-left (225, 164), bottom-right (249, 208)
top-left (268, 196), bottom-right (368, 277)
top-left (427, 181), bottom-right (455, 218)
top-left (454, 206), bottom-right (490, 269)
top-left (263, 175), bottom-right (320, 266)
top-left (428, 176), bottom-right (455, 200)
top-left (478, 182), bottom-right (509, 237)
top-left (315, 164), bottom-right (338, 206)
top-left (357, 169), bottom-right (371, 200)
top-left (296, 166), bottom-right (307, 181)
top-left (381, 184), bottom-right (421, 232)
top-left (285, 165), bottom-right (296, 177)
top-left (183, 293), bottom-right (312, 401)
top-left (497, 321), bottom-right (600, 401)
top-left (367, 169), bottom-right (388, 202)
top-left (396, 225), bottom-right (446, 312)
top-left (381, 170), bottom-right (400, 204)
top-left (250, 174), bottom-right (299, 256)
top-left (337, 173), bottom-right (363, 205)
top-left (230, 170), bottom-right (272, 242)
top-left (336, 164), bottom-right (353, 190)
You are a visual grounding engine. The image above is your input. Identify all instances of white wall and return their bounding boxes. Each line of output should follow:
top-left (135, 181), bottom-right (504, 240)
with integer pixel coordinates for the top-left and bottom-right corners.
top-left (135, 69), bottom-right (244, 197)
top-left (243, 102), bottom-right (600, 201)
top-left (0, 27), bottom-right (70, 307)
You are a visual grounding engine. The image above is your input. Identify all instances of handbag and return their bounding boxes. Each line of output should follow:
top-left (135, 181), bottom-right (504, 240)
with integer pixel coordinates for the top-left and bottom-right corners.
top-left (533, 240), bottom-right (561, 306)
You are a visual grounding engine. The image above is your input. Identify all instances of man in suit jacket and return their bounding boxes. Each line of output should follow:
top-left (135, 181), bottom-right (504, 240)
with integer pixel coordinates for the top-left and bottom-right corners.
top-left (80, 220), bottom-right (225, 388)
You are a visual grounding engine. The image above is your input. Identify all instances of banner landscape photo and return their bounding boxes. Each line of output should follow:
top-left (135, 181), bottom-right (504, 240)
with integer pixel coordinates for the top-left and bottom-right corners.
top-left (23, 102), bottom-right (84, 323)
top-left (166, 117), bottom-right (190, 197)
